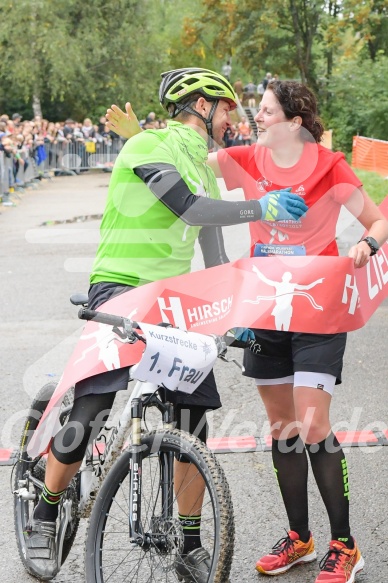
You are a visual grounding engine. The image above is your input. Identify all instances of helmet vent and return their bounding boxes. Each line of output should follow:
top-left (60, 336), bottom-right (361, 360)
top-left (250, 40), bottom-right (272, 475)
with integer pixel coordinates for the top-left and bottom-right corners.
top-left (207, 85), bottom-right (225, 91)
top-left (182, 78), bottom-right (197, 86)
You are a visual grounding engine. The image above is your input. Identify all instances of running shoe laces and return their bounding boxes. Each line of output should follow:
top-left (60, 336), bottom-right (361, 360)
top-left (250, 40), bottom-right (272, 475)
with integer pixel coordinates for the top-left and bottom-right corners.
top-left (319, 544), bottom-right (344, 571)
top-left (255, 529), bottom-right (317, 575)
top-left (316, 540), bottom-right (364, 583)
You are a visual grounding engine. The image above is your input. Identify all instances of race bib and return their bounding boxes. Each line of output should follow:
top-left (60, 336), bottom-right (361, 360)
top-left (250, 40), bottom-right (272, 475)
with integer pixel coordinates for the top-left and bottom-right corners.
top-left (254, 243), bottom-right (306, 257)
top-left (130, 323), bottom-right (218, 393)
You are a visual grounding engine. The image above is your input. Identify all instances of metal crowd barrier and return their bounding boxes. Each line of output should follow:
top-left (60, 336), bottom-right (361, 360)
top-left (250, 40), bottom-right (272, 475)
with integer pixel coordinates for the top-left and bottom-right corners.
top-left (0, 151), bottom-right (15, 199)
top-left (0, 149), bottom-right (43, 202)
top-left (0, 138), bottom-right (125, 202)
top-left (41, 138), bottom-right (125, 174)
top-left (0, 151), bottom-right (10, 197)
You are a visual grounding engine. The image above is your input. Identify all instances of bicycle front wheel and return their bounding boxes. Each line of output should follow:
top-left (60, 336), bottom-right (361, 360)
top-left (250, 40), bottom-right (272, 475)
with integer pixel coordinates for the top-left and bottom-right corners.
top-left (85, 429), bottom-right (234, 583)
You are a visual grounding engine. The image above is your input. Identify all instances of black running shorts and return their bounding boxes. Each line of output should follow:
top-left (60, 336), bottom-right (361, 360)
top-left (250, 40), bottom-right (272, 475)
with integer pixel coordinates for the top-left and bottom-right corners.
top-left (243, 329), bottom-right (347, 385)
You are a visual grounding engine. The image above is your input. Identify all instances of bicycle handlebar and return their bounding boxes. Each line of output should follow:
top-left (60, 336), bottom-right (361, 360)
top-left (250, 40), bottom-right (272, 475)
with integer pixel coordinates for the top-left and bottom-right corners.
top-left (78, 308), bottom-right (250, 354)
top-left (78, 307), bottom-right (139, 329)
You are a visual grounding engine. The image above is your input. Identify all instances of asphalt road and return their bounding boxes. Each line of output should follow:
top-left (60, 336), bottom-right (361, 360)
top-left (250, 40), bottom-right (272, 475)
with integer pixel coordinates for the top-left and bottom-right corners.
top-left (0, 172), bottom-right (387, 582)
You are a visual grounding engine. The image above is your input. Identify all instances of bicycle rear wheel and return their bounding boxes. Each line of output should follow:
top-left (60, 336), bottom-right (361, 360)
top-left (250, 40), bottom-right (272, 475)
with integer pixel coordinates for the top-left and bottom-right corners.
top-left (13, 382), bottom-right (79, 575)
top-left (85, 429), bottom-right (234, 583)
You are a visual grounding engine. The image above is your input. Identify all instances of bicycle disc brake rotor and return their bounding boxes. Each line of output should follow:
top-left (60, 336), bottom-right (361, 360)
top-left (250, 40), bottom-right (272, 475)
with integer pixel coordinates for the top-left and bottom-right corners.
top-left (149, 516), bottom-right (183, 573)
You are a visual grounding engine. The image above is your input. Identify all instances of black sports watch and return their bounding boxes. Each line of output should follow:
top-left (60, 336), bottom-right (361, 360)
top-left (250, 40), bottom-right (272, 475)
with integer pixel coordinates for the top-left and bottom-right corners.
top-left (358, 236), bottom-right (379, 256)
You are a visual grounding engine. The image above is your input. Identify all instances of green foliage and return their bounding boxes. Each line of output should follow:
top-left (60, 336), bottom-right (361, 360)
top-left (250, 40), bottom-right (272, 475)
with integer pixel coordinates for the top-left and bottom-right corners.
top-left (353, 169), bottom-right (388, 204)
top-left (1, 0), bottom-right (388, 134)
top-left (0, 0), bottom-right (171, 120)
top-left (341, 0), bottom-right (388, 61)
top-left (197, 0), bottom-right (328, 91)
top-left (321, 54), bottom-right (388, 153)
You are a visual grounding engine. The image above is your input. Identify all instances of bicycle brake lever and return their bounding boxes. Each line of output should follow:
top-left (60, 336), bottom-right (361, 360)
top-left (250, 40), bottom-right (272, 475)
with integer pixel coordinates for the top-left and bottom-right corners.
top-left (116, 321), bottom-right (145, 344)
top-left (219, 354), bottom-right (243, 370)
top-left (211, 335), bottom-right (227, 358)
top-left (112, 326), bottom-right (127, 339)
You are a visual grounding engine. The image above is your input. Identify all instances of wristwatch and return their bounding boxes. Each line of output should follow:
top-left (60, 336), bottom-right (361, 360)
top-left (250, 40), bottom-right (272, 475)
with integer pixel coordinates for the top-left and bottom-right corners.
top-left (358, 236), bottom-right (379, 256)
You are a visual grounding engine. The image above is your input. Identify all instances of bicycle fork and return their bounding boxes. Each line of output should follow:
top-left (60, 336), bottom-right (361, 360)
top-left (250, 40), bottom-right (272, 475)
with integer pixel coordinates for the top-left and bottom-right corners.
top-left (129, 398), bottom-right (143, 542)
top-left (128, 396), bottom-right (175, 549)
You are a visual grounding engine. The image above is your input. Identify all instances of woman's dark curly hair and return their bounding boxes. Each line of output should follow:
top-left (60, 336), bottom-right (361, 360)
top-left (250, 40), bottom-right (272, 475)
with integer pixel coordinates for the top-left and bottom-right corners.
top-left (267, 80), bottom-right (325, 143)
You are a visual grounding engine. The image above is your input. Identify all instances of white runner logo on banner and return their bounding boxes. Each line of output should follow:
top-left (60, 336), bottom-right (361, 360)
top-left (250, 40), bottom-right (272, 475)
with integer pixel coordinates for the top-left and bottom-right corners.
top-left (245, 266), bottom-right (324, 331)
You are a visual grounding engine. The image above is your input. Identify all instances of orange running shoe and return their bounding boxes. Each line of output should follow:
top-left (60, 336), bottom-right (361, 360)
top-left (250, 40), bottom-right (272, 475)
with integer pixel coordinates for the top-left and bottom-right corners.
top-left (315, 540), bottom-right (364, 583)
top-left (255, 530), bottom-right (317, 575)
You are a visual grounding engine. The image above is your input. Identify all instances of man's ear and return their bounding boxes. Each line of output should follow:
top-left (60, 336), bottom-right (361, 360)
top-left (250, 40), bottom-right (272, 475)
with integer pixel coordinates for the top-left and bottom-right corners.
top-left (193, 96), bottom-right (208, 115)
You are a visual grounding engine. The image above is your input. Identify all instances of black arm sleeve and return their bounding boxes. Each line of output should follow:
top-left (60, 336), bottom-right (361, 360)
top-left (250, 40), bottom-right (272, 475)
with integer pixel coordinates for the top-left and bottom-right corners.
top-left (198, 226), bottom-right (229, 268)
top-left (133, 162), bottom-right (263, 226)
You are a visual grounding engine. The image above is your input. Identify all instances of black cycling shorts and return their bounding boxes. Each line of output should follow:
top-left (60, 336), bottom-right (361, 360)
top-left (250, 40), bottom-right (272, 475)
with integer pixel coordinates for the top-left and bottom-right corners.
top-left (75, 282), bottom-right (221, 409)
top-left (243, 329), bottom-right (347, 385)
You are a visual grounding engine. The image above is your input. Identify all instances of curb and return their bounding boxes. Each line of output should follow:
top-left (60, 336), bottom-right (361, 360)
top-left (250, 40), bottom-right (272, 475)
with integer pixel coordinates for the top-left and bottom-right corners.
top-left (207, 429), bottom-right (388, 453)
top-left (2, 430), bottom-right (387, 466)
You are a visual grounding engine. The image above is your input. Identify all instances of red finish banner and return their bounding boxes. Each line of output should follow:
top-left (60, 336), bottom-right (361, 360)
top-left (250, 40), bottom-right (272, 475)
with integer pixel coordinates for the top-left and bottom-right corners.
top-left (28, 200), bottom-right (388, 458)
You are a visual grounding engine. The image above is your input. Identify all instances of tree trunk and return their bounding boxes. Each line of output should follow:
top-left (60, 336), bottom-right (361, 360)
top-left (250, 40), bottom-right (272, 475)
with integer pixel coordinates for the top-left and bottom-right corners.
top-left (368, 39), bottom-right (377, 61)
top-left (32, 93), bottom-right (42, 118)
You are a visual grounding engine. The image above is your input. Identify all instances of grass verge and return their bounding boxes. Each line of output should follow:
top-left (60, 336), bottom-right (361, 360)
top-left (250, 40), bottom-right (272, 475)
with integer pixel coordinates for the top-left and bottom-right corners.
top-left (352, 168), bottom-right (388, 205)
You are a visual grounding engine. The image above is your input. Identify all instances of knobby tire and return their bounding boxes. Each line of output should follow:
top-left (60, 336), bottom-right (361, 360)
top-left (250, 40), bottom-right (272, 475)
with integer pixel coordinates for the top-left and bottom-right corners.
top-left (84, 428), bottom-right (234, 583)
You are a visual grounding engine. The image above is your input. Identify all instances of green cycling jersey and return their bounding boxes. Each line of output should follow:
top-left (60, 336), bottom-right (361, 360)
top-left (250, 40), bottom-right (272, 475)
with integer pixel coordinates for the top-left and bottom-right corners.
top-left (90, 121), bottom-right (221, 287)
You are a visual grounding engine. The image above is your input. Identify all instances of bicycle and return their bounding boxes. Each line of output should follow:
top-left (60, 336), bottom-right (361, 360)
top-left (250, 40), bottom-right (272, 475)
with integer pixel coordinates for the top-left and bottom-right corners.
top-left (13, 293), bottom-right (240, 582)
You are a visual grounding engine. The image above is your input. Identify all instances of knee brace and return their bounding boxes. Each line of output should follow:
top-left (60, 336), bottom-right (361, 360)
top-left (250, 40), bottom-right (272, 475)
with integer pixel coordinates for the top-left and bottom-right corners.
top-left (51, 392), bottom-right (115, 464)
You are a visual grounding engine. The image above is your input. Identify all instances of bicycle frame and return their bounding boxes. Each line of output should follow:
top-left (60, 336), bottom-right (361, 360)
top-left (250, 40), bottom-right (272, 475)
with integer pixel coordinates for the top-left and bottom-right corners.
top-left (75, 309), bottom-right (226, 520)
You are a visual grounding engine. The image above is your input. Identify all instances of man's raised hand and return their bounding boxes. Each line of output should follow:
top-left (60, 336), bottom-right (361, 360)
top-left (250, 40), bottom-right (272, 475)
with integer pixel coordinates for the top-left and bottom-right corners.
top-left (106, 102), bottom-right (142, 139)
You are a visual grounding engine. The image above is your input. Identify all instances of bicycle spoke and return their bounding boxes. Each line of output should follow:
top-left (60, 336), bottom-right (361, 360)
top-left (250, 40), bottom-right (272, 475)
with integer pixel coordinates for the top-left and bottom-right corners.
top-left (85, 430), bottom-right (233, 582)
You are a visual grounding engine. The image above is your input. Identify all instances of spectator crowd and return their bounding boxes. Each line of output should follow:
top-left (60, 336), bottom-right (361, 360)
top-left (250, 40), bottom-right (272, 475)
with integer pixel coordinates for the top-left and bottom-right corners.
top-left (1, 79), bottom-right (277, 204)
top-left (0, 113), bottom-right (128, 201)
top-left (1, 69), bottom-right (278, 183)
top-left (0, 113), bottom-right (120, 165)
top-left (0, 111), bottom-right (170, 169)
top-left (232, 72), bottom-right (278, 107)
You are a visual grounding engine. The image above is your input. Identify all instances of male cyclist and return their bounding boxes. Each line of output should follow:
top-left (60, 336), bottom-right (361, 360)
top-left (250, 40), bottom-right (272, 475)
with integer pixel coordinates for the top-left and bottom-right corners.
top-left (25, 68), bottom-right (307, 582)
